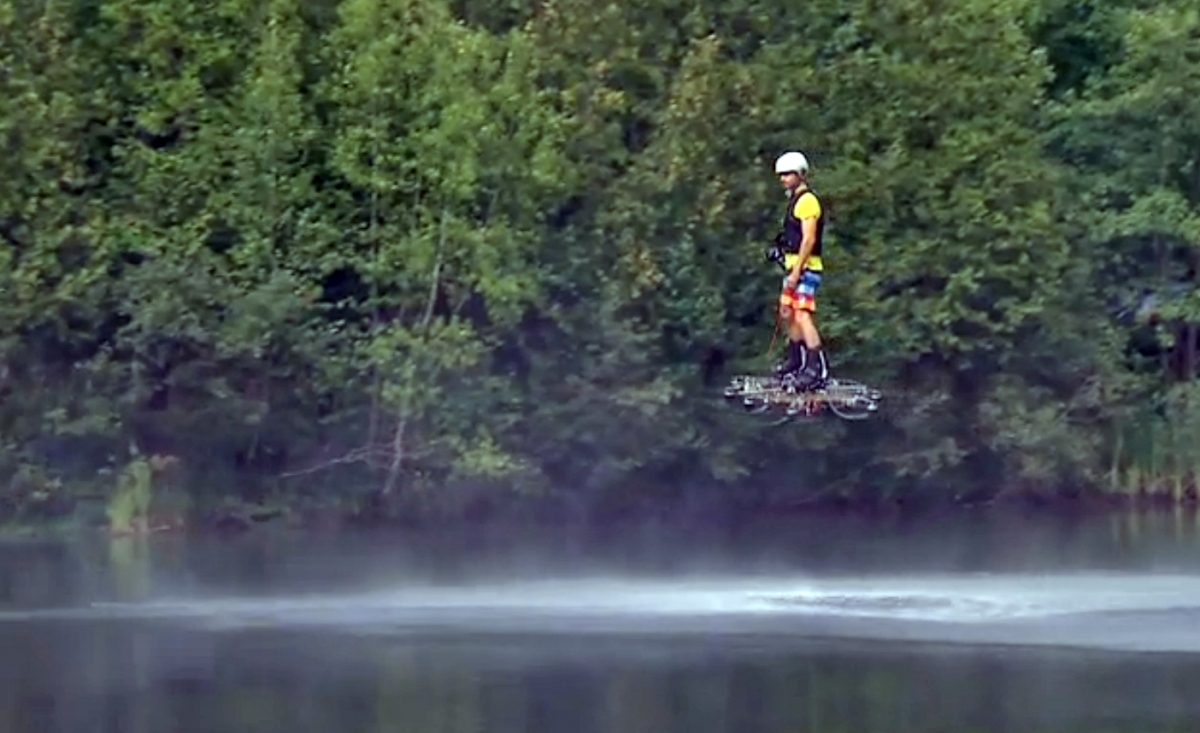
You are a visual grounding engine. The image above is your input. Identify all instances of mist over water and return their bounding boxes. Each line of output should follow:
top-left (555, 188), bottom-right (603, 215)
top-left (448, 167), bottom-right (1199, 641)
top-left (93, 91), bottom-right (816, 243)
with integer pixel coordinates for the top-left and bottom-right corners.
top-left (7, 511), bottom-right (1200, 732)
top-left (20, 566), bottom-right (1200, 653)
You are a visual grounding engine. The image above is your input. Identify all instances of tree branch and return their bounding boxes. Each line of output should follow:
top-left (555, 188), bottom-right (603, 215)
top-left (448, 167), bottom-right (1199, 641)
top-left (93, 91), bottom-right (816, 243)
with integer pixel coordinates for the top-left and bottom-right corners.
top-left (381, 204), bottom-right (448, 496)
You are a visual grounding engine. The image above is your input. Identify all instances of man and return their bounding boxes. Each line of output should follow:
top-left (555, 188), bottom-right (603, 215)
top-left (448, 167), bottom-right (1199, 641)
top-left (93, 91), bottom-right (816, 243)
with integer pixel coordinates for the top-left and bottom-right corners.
top-left (770, 150), bottom-right (829, 390)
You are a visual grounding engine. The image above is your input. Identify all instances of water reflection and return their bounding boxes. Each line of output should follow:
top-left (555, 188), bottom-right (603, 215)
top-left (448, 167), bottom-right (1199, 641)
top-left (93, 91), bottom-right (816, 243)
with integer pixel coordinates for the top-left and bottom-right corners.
top-left (4, 511), bottom-right (1200, 732)
top-left (5, 622), bottom-right (1200, 733)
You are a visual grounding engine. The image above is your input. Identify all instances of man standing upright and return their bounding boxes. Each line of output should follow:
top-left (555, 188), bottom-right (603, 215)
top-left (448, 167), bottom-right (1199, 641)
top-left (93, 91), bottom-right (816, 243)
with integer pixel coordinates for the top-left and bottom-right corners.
top-left (771, 151), bottom-right (829, 390)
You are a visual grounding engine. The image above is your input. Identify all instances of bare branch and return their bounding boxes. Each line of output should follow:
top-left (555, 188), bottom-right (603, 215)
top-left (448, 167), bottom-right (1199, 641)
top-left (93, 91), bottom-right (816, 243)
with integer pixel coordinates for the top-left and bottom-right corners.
top-left (278, 445), bottom-right (378, 478)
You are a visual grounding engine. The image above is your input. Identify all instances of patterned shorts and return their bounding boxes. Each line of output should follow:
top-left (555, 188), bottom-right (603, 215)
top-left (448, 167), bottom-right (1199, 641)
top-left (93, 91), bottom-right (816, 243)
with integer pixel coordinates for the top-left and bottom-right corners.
top-left (779, 270), bottom-right (822, 312)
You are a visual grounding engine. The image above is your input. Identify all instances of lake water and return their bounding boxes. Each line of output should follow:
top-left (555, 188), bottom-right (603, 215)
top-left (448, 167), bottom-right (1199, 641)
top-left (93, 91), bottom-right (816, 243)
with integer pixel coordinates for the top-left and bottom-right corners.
top-left (3, 509), bottom-right (1200, 732)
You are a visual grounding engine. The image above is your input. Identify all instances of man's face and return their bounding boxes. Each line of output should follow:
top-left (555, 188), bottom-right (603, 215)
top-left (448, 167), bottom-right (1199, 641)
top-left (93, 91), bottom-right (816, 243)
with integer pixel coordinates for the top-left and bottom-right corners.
top-left (779, 171), bottom-right (800, 191)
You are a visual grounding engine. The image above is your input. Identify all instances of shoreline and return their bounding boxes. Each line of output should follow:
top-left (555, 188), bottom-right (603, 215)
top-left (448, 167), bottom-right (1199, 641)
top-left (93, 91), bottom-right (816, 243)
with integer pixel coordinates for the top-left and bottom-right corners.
top-left (2, 486), bottom-right (1198, 541)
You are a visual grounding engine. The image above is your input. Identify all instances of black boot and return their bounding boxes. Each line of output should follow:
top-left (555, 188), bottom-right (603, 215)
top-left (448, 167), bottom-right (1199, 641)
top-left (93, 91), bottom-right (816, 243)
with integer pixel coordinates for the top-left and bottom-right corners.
top-left (774, 340), bottom-right (805, 378)
top-left (781, 342), bottom-right (817, 391)
top-left (803, 347), bottom-right (830, 389)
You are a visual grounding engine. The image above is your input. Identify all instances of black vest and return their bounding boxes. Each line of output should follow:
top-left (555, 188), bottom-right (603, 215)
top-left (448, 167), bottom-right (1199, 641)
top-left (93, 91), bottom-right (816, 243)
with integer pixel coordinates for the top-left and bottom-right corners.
top-left (781, 187), bottom-right (825, 257)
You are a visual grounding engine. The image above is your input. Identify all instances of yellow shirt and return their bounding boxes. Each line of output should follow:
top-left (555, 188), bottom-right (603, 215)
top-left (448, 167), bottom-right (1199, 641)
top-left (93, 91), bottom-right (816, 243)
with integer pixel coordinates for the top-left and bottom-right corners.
top-left (783, 191), bottom-right (824, 272)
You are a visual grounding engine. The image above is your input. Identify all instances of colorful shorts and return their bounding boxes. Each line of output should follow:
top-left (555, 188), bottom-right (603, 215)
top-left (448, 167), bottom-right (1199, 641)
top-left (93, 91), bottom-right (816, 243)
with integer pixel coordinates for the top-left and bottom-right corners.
top-left (779, 270), bottom-right (822, 312)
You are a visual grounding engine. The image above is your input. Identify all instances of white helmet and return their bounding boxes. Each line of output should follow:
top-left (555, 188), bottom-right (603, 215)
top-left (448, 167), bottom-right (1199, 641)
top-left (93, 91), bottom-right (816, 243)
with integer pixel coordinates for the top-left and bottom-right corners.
top-left (774, 151), bottom-right (809, 176)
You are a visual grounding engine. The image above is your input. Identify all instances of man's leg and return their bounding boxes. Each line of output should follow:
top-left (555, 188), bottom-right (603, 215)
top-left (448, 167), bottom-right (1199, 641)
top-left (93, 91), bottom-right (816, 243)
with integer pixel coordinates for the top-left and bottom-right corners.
top-left (796, 311), bottom-right (827, 379)
top-left (793, 271), bottom-right (829, 386)
top-left (775, 282), bottom-right (806, 377)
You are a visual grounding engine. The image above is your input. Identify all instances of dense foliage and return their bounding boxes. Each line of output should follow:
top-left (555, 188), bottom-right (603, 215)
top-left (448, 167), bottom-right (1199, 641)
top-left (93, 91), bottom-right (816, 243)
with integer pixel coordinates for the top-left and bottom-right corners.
top-left (2, 0), bottom-right (1199, 526)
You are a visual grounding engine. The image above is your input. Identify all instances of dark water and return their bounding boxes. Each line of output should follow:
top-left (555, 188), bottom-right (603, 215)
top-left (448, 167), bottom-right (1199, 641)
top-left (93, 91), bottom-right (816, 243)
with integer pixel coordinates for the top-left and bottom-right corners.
top-left (4, 510), bottom-right (1200, 732)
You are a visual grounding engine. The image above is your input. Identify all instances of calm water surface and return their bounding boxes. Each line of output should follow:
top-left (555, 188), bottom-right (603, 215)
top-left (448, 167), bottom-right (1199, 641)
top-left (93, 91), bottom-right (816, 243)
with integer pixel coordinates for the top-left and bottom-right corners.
top-left (3, 510), bottom-right (1200, 732)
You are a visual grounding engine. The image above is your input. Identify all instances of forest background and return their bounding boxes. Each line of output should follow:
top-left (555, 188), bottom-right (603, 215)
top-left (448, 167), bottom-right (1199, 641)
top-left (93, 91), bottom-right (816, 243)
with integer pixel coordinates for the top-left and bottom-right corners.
top-left (2, 0), bottom-right (1200, 531)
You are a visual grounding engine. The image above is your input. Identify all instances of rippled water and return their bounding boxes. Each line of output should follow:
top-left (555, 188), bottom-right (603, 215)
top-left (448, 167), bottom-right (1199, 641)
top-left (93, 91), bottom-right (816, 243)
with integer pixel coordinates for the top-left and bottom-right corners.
top-left (22, 571), bottom-right (1200, 654)
top-left (5, 510), bottom-right (1200, 731)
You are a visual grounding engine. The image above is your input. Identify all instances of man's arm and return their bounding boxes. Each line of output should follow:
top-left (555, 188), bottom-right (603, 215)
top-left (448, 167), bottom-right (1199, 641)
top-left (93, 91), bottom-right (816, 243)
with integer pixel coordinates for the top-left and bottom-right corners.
top-left (789, 217), bottom-right (818, 281)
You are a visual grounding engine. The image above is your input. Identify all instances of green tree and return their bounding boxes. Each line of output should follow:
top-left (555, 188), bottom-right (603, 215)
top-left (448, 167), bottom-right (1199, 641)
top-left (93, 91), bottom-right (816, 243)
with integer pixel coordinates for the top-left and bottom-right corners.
top-left (0, 0), bottom-right (119, 492)
top-left (1048, 1), bottom-right (1200, 493)
top-left (318, 0), bottom-right (567, 507)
